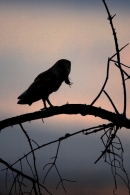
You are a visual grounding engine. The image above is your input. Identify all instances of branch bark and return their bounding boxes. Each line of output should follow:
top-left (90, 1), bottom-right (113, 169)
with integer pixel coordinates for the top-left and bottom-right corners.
top-left (0, 104), bottom-right (130, 131)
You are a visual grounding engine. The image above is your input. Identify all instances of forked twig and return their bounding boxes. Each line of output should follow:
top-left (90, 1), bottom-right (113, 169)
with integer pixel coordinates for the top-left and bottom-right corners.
top-left (94, 126), bottom-right (118, 164)
top-left (100, 125), bottom-right (130, 195)
top-left (43, 141), bottom-right (75, 193)
top-left (90, 57), bottom-right (110, 106)
top-left (111, 59), bottom-right (130, 69)
top-left (91, 44), bottom-right (128, 106)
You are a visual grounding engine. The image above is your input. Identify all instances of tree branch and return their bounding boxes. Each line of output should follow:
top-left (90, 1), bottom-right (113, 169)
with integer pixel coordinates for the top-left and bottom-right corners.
top-left (103, 90), bottom-right (119, 114)
top-left (0, 158), bottom-right (52, 195)
top-left (0, 104), bottom-right (130, 131)
top-left (102, 0), bottom-right (127, 116)
top-left (90, 44), bottom-right (128, 106)
top-left (0, 158), bottom-right (37, 194)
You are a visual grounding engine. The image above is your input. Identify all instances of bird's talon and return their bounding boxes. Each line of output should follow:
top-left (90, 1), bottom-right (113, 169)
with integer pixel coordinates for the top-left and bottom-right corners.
top-left (40, 108), bottom-right (46, 111)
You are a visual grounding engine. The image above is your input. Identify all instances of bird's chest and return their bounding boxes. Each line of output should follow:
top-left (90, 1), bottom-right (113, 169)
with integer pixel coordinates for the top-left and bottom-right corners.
top-left (49, 78), bottom-right (63, 91)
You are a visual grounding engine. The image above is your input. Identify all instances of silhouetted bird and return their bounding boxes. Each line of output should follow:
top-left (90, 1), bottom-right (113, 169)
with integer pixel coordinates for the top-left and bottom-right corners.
top-left (17, 59), bottom-right (72, 108)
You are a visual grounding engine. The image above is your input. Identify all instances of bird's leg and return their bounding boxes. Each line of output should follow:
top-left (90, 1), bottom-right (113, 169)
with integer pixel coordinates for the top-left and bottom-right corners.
top-left (40, 99), bottom-right (47, 110)
top-left (47, 98), bottom-right (53, 107)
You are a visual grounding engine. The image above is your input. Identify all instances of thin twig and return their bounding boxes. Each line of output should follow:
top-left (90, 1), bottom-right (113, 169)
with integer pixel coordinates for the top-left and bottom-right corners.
top-left (94, 126), bottom-right (118, 164)
top-left (91, 57), bottom-right (110, 106)
top-left (0, 158), bottom-right (52, 195)
top-left (114, 63), bottom-right (129, 78)
top-left (102, 0), bottom-right (127, 116)
top-left (19, 124), bottom-right (41, 195)
top-left (111, 59), bottom-right (130, 68)
top-left (11, 124), bottom-right (113, 170)
top-left (103, 90), bottom-right (119, 114)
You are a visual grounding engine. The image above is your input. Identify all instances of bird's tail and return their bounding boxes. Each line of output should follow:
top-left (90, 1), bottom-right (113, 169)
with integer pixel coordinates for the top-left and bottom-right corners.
top-left (17, 90), bottom-right (31, 105)
top-left (17, 99), bottom-right (30, 105)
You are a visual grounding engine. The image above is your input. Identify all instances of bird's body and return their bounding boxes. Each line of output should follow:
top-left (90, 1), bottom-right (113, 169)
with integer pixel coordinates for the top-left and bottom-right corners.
top-left (17, 59), bottom-right (71, 108)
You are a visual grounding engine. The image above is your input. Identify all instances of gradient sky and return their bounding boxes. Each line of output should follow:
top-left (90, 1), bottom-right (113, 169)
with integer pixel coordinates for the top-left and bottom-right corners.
top-left (0, 1), bottom-right (130, 195)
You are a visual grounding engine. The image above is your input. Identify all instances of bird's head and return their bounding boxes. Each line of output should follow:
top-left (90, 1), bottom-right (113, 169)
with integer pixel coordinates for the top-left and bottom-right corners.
top-left (56, 59), bottom-right (71, 76)
top-left (55, 59), bottom-right (72, 87)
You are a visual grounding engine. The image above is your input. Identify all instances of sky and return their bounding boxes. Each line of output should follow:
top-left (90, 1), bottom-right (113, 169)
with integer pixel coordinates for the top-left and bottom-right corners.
top-left (0, 0), bottom-right (130, 195)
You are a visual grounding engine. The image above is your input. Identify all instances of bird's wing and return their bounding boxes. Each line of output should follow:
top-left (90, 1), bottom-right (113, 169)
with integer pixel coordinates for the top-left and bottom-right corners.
top-left (27, 70), bottom-right (53, 93)
top-left (34, 69), bottom-right (50, 81)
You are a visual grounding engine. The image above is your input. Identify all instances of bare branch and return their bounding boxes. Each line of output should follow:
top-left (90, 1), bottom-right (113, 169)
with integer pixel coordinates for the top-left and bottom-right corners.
top-left (20, 123), bottom-right (41, 194)
top-left (114, 63), bottom-right (129, 78)
top-left (111, 59), bottom-right (130, 69)
top-left (102, 0), bottom-right (127, 116)
top-left (90, 43), bottom-right (129, 107)
top-left (101, 126), bottom-right (130, 194)
top-left (0, 159), bottom-right (36, 189)
top-left (94, 126), bottom-right (118, 164)
top-left (103, 90), bottom-right (119, 114)
top-left (0, 105), bottom-right (130, 131)
top-left (110, 43), bottom-right (129, 59)
top-left (90, 57), bottom-right (110, 106)
top-left (0, 158), bottom-right (52, 195)
top-left (11, 124), bottom-right (113, 170)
